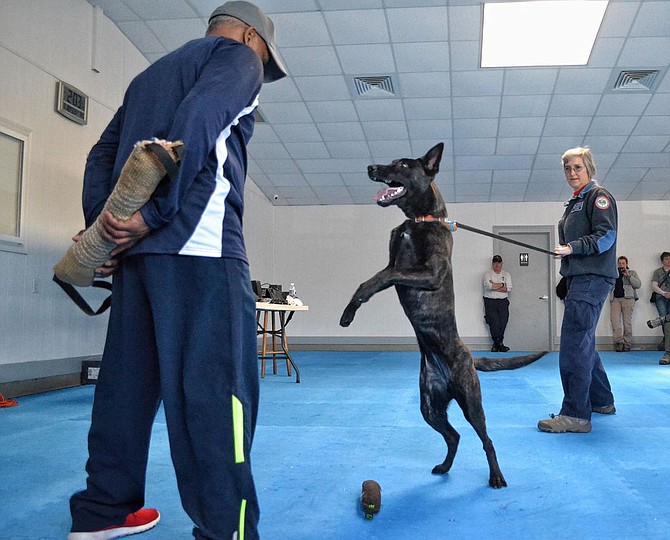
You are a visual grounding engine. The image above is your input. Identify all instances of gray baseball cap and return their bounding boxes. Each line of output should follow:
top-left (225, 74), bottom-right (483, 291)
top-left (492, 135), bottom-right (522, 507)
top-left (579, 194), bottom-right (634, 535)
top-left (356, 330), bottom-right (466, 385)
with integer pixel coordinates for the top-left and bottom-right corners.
top-left (209, 1), bottom-right (287, 83)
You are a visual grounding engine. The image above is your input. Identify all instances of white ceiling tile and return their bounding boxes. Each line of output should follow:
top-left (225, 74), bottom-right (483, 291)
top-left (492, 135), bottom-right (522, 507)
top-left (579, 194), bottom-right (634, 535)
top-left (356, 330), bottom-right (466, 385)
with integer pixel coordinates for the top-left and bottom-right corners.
top-left (454, 138), bottom-right (496, 156)
top-left (627, 182), bottom-right (670, 200)
top-left (597, 94), bottom-right (651, 116)
top-left (354, 99), bottom-right (405, 121)
top-left (273, 123), bottom-right (323, 143)
top-left (317, 0), bottom-right (383, 9)
top-left (456, 155), bottom-right (534, 170)
top-left (501, 95), bottom-right (551, 117)
top-left (117, 21), bottom-right (165, 53)
top-left (407, 119), bottom-right (451, 139)
top-left (450, 41), bottom-right (481, 71)
top-left (268, 174), bottom-right (309, 187)
top-left (284, 142), bottom-right (331, 159)
top-left (455, 170), bottom-right (493, 184)
top-left (622, 135), bottom-right (669, 153)
top-left (293, 75), bottom-right (351, 101)
top-left (248, 172), bottom-right (271, 187)
top-left (554, 68), bottom-right (611, 94)
top-left (533, 154), bottom-right (563, 170)
top-left (492, 170), bottom-right (532, 183)
top-left (255, 159), bottom-right (300, 174)
top-left (630, 2), bottom-right (670, 37)
top-left (456, 183), bottom-right (491, 196)
top-left (404, 98), bottom-right (451, 119)
top-left (298, 158), bottom-right (371, 174)
top-left (598, 1), bottom-right (638, 38)
top-left (643, 168), bottom-right (670, 182)
top-left (499, 117), bottom-right (545, 137)
top-left (281, 46), bottom-right (342, 76)
top-left (259, 78), bottom-right (303, 102)
top-left (325, 141), bottom-right (372, 158)
top-left (124, 0), bottom-right (198, 19)
top-left (588, 38), bottom-right (625, 68)
top-left (249, 0), bottom-right (320, 13)
top-left (614, 152), bottom-right (670, 168)
top-left (250, 124), bottom-right (279, 143)
top-left (303, 173), bottom-right (345, 186)
top-left (383, 0), bottom-right (447, 7)
top-left (368, 139), bottom-right (412, 158)
top-left (491, 183), bottom-right (528, 195)
top-left (394, 42), bottom-right (449, 72)
top-left (248, 142), bottom-right (291, 159)
top-left (646, 92), bottom-right (670, 115)
top-left (634, 116), bottom-right (670, 136)
top-left (543, 116), bottom-right (591, 137)
top-left (588, 116), bottom-right (639, 136)
top-left (306, 101), bottom-right (358, 122)
top-left (340, 172), bottom-right (374, 186)
top-left (89, 0), bottom-right (139, 20)
top-left (411, 141), bottom-right (454, 158)
top-left (453, 118), bottom-right (497, 138)
top-left (448, 5), bottom-right (481, 41)
top-left (617, 37), bottom-right (670, 67)
top-left (452, 70), bottom-right (504, 97)
top-left (582, 136), bottom-right (628, 154)
top-left (503, 69), bottom-right (558, 96)
top-left (548, 94), bottom-right (600, 117)
top-left (398, 72), bottom-right (451, 97)
top-left (259, 102), bottom-right (312, 123)
top-left (537, 136), bottom-right (581, 154)
top-left (336, 44), bottom-right (395, 73)
top-left (325, 10), bottom-right (389, 45)
top-left (362, 121), bottom-right (408, 140)
top-left (271, 12), bottom-right (330, 47)
top-left (602, 168), bottom-right (648, 182)
top-left (387, 7), bottom-right (449, 43)
top-left (496, 138), bottom-right (540, 156)
top-left (145, 19), bottom-right (204, 51)
top-left (319, 122), bottom-right (366, 141)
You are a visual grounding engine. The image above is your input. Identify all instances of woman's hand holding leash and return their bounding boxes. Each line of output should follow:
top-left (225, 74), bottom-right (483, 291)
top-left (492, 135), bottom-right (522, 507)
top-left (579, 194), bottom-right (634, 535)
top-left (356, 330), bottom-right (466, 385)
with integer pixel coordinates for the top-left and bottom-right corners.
top-left (554, 245), bottom-right (573, 259)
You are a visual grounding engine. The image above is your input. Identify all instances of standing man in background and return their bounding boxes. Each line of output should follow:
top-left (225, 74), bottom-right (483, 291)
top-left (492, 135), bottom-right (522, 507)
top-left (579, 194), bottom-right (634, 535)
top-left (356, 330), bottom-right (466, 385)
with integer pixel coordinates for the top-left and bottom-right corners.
top-left (609, 255), bottom-right (641, 352)
top-left (483, 255), bottom-right (512, 352)
top-left (67, 3), bottom-right (287, 539)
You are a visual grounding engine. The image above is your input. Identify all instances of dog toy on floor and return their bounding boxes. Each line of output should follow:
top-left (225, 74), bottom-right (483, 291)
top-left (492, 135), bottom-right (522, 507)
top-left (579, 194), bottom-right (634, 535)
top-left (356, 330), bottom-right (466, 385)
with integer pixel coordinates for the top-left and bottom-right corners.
top-left (361, 480), bottom-right (381, 520)
top-left (0, 394), bottom-right (19, 408)
top-left (53, 139), bottom-right (183, 287)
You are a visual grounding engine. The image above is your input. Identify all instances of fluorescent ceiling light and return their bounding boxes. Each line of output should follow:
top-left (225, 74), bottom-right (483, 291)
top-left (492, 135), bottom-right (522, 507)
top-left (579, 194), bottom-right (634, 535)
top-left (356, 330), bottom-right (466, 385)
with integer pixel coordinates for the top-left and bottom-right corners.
top-left (481, 1), bottom-right (609, 68)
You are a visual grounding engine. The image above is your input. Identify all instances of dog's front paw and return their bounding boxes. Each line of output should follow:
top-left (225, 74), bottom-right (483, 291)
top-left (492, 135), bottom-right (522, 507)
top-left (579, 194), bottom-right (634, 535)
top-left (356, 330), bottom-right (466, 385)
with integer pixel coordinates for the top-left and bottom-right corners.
top-left (339, 303), bottom-right (358, 327)
top-left (489, 474), bottom-right (507, 489)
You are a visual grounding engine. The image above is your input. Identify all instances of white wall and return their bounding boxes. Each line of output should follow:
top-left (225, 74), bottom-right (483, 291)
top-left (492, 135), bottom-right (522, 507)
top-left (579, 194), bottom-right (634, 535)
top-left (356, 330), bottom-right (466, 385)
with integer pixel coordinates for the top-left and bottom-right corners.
top-left (267, 200), bottom-right (670, 346)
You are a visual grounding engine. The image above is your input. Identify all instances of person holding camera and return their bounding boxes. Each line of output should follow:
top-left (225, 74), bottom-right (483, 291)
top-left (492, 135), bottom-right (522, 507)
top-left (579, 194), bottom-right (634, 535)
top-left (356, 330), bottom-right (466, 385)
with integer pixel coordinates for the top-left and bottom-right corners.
top-left (651, 251), bottom-right (670, 365)
top-left (609, 256), bottom-right (641, 352)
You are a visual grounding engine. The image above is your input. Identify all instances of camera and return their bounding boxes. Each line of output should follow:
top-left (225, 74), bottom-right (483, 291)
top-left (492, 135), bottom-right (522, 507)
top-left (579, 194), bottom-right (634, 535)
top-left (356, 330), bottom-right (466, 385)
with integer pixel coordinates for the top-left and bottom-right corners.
top-left (647, 314), bottom-right (670, 329)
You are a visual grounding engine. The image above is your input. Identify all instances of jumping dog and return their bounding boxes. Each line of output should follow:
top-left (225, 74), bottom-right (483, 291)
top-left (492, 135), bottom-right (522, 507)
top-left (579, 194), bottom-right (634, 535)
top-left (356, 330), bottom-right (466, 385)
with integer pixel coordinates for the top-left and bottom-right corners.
top-left (340, 143), bottom-right (546, 488)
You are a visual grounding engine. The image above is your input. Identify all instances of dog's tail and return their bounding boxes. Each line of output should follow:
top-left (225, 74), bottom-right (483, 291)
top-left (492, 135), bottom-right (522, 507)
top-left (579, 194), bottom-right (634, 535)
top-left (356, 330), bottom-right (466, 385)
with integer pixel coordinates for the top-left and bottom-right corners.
top-left (474, 351), bottom-right (547, 372)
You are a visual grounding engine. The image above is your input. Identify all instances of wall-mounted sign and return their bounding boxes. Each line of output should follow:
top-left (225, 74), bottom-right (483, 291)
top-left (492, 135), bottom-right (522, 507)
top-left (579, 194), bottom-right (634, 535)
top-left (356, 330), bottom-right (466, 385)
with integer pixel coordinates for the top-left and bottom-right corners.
top-left (55, 81), bottom-right (88, 125)
top-left (519, 253), bottom-right (529, 266)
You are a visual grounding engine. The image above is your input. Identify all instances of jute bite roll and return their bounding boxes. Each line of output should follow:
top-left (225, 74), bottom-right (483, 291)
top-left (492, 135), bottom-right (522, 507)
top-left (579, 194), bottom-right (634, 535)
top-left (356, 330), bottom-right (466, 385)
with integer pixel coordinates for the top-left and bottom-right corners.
top-left (53, 139), bottom-right (183, 287)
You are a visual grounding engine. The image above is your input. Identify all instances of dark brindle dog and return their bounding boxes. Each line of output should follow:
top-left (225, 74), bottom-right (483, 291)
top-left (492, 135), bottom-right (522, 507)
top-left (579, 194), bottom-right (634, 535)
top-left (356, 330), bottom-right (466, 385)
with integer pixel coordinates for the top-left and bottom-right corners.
top-left (340, 143), bottom-right (545, 488)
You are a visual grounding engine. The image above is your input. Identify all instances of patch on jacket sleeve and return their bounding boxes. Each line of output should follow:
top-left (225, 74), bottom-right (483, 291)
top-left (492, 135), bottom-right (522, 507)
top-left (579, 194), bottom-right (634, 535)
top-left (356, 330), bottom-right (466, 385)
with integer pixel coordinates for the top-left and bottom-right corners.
top-left (595, 195), bottom-right (610, 210)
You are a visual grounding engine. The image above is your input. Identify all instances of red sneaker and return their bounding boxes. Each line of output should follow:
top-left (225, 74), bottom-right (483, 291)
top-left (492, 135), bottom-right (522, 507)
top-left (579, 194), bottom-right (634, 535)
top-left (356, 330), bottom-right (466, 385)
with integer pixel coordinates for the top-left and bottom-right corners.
top-left (68, 508), bottom-right (160, 539)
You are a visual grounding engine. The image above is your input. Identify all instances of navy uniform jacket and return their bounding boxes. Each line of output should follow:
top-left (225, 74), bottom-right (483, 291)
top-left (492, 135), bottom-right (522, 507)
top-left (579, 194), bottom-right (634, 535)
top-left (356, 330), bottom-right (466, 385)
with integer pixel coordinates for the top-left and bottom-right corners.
top-left (82, 36), bottom-right (263, 263)
top-left (558, 180), bottom-right (618, 279)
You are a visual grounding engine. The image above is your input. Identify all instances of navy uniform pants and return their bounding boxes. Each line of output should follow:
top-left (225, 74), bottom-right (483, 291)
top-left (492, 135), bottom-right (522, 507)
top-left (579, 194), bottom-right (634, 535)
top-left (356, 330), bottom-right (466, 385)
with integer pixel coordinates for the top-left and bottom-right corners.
top-left (70, 255), bottom-right (260, 540)
top-left (559, 274), bottom-right (615, 421)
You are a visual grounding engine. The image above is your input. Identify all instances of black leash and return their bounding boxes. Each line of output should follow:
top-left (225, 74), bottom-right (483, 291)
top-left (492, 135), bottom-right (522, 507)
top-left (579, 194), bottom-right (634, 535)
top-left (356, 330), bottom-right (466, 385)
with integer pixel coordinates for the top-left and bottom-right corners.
top-left (414, 216), bottom-right (555, 256)
top-left (453, 221), bottom-right (555, 256)
top-left (53, 275), bottom-right (113, 316)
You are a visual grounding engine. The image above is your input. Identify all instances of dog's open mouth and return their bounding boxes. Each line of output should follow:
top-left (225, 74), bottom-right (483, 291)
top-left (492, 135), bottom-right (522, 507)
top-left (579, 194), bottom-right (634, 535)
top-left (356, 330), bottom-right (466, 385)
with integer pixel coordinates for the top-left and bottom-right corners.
top-left (375, 183), bottom-right (405, 204)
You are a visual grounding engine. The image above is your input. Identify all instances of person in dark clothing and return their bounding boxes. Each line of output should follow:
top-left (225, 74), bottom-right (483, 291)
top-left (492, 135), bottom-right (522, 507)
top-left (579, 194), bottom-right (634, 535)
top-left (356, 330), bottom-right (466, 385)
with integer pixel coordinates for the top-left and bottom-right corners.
top-left (67, 3), bottom-right (286, 539)
top-left (652, 251), bottom-right (670, 364)
top-left (538, 147), bottom-right (618, 434)
top-left (483, 255), bottom-right (512, 352)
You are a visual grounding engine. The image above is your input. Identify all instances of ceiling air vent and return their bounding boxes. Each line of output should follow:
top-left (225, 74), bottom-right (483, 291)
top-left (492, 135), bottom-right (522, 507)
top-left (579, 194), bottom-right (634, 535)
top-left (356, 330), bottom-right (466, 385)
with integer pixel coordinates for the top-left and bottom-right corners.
top-left (352, 75), bottom-right (396, 97)
top-left (612, 70), bottom-right (660, 92)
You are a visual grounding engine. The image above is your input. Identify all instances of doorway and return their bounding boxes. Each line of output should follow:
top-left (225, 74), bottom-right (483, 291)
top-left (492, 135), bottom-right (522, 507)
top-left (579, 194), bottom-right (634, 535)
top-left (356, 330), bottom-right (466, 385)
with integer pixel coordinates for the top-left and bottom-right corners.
top-left (493, 226), bottom-right (555, 351)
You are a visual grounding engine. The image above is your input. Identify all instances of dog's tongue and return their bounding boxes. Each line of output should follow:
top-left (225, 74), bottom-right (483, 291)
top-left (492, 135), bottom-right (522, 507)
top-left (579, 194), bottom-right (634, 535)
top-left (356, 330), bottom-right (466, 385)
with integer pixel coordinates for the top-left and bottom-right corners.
top-left (375, 185), bottom-right (404, 203)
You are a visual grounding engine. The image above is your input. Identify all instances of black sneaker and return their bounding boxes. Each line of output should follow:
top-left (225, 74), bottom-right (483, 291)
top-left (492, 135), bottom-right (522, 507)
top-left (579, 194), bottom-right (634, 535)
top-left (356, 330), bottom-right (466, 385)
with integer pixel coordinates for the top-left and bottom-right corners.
top-left (497, 344), bottom-right (510, 352)
top-left (491, 345), bottom-right (500, 352)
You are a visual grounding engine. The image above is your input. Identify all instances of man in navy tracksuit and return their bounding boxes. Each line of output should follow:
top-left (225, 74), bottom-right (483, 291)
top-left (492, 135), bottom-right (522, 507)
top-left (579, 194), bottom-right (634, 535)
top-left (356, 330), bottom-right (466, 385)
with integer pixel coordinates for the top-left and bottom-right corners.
top-left (68, 3), bottom-right (286, 539)
top-left (538, 147), bottom-right (618, 434)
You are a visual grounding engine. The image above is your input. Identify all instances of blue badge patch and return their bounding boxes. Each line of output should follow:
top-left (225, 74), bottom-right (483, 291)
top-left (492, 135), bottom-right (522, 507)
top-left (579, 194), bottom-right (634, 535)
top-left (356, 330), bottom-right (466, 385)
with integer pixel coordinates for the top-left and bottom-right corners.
top-left (571, 201), bottom-right (584, 213)
top-left (595, 196), bottom-right (610, 210)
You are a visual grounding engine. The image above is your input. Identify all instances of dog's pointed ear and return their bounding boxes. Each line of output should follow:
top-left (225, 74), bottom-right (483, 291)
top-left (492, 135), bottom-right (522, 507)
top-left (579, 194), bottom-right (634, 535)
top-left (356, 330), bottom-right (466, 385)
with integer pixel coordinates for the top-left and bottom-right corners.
top-left (422, 143), bottom-right (444, 176)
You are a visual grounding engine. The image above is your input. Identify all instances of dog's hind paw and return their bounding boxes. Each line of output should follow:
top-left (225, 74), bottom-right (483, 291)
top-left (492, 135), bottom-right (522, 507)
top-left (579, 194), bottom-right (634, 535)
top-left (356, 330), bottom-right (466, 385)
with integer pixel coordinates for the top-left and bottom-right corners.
top-left (489, 475), bottom-right (507, 489)
top-left (431, 464), bottom-right (450, 475)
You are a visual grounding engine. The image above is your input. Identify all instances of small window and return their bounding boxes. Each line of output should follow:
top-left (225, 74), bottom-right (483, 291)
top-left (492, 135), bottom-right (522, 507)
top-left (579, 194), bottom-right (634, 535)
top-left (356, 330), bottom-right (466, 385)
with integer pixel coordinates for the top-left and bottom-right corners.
top-left (0, 124), bottom-right (27, 252)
